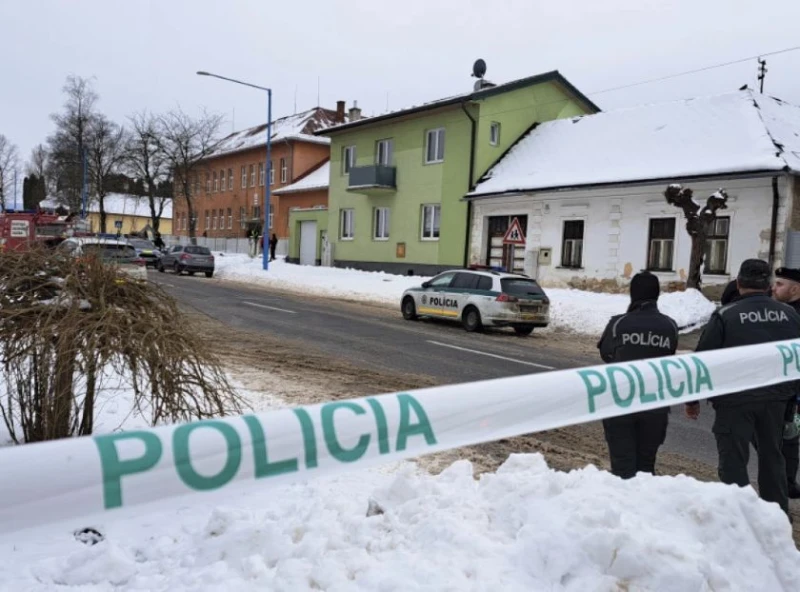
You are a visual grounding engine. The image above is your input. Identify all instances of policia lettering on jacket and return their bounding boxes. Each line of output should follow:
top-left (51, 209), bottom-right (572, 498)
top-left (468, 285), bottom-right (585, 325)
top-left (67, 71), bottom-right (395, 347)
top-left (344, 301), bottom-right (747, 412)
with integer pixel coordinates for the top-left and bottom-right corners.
top-left (596, 272), bottom-right (679, 480)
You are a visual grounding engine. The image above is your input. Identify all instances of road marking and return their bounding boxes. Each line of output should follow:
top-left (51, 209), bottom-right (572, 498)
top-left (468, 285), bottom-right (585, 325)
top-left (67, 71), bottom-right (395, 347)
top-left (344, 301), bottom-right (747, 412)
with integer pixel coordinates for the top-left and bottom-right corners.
top-left (242, 301), bottom-right (297, 314)
top-left (426, 340), bottom-right (555, 370)
top-left (160, 283), bottom-right (176, 288)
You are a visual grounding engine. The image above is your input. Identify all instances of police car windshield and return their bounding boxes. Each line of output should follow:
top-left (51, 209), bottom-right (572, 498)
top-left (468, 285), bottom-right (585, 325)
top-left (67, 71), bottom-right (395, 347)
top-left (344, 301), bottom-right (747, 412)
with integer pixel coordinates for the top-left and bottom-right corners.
top-left (501, 278), bottom-right (544, 297)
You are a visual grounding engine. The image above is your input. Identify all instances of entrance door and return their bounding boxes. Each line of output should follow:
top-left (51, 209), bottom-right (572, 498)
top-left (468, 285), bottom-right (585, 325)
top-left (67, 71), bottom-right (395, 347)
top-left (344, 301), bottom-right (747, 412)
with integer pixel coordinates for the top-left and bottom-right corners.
top-left (299, 221), bottom-right (318, 266)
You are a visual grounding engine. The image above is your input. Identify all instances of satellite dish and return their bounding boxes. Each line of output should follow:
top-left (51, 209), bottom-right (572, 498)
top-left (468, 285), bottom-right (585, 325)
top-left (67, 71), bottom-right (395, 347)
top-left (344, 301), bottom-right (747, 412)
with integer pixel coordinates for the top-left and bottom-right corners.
top-left (472, 59), bottom-right (487, 79)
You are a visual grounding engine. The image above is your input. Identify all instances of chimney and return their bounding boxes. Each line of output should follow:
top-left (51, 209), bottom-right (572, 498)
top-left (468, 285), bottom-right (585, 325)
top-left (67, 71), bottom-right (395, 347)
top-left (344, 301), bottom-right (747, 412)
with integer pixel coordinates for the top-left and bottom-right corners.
top-left (335, 100), bottom-right (346, 123)
top-left (348, 100), bottom-right (362, 122)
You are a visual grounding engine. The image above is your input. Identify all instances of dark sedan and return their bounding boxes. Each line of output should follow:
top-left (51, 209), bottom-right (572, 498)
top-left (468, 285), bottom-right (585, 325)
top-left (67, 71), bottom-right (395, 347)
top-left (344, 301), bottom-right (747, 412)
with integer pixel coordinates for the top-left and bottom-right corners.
top-left (157, 245), bottom-right (215, 277)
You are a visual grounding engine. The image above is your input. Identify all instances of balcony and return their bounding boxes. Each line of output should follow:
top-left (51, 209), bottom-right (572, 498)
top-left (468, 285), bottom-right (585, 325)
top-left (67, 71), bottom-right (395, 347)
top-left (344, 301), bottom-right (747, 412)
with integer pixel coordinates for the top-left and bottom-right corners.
top-left (347, 164), bottom-right (396, 196)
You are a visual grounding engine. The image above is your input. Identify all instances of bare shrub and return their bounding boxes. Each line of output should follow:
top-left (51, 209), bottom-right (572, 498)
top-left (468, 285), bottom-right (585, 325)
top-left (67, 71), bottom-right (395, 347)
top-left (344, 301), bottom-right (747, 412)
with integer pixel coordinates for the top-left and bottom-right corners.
top-left (0, 245), bottom-right (242, 443)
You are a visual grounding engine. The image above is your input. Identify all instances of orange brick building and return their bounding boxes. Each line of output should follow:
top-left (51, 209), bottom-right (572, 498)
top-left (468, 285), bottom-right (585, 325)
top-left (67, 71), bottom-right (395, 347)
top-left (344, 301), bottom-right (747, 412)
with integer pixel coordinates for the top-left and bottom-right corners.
top-left (172, 104), bottom-right (344, 249)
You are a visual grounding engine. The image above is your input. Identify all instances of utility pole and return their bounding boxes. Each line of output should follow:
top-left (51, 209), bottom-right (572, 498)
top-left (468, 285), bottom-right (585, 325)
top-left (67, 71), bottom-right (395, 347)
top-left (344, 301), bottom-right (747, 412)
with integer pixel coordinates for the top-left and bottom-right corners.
top-left (757, 58), bottom-right (767, 94)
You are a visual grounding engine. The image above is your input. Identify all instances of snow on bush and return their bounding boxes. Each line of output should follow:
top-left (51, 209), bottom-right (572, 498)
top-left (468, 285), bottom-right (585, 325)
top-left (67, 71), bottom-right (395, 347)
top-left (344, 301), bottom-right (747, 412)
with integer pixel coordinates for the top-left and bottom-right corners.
top-left (3, 454), bottom-right (797, 591)
top-left (213, 256), bottom-right (716, 335)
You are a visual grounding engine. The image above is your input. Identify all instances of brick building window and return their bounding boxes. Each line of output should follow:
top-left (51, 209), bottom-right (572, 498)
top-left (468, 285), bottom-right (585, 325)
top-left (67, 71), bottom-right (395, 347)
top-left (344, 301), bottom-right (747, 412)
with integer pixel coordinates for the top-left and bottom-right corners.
top-left (241, 166), bottom-right (247, 188)
top-left (212, 209), bottom-right (217, 230)
top-left (227, 168), bottom-right (233, 190)
top-left (213, 172), bottom-right (218, 192)
top-left (205, 173), bottom-right (210, 194)
top-left (259, 163), bottom-right (265, 186)
top-left (227, 208), bottom-right (233, 230)
top-left (239, 207), bottom-right (246, 229)
top-left (250, 164), bottom-right (256, 187)
top-left (205, 210), bottom-right (209, 230)
top-left (269, 161), bottom-right (275, 185)
top-left (280, 158), bottom-right (287, 183)
top-left (219, 169), bottom-right (225, 191)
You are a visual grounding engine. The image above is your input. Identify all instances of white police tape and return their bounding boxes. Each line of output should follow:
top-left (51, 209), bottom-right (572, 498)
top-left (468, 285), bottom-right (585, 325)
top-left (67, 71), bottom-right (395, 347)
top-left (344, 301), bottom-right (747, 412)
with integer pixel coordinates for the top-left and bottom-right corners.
top-left (1, 338), bottom-right (800, 535)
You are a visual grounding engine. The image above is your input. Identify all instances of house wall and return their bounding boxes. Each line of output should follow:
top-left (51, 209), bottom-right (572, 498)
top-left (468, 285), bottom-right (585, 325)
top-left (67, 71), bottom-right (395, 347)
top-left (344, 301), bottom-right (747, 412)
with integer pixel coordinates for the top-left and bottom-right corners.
top-left (287, 207), bottom-right (328, 263)
top-left (88, 213), bottom-right (172, 236)
top-left (171, 141), bottom-right (328, 240)
top-left (274, 189), bottom-right (328, 240)
top-left (469, 175), bottom-right (792, 288)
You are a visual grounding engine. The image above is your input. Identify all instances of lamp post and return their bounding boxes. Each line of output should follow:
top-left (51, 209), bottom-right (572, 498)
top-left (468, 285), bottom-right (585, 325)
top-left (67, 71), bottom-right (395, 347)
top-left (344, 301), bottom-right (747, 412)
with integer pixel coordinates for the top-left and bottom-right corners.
top-left (197, 71), bottom-right (272, 271)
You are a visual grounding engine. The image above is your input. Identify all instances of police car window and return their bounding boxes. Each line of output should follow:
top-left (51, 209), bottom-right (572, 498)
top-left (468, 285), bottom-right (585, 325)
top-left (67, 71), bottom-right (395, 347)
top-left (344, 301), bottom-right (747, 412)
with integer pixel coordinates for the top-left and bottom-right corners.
top-left (450, 273), bottom-right (479, 290)
top-left (501, 278), bottom-right (545, 296)
top-left (429, 273), bottom-right (455, 288)
top-left (476, 276), bottom-right (493, 291)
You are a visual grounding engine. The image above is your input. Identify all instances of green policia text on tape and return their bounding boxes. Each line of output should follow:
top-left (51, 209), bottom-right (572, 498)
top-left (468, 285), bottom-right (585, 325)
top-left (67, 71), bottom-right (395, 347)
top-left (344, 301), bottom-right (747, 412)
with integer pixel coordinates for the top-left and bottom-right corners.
top-left (93, 393), bottom-right (437, 510)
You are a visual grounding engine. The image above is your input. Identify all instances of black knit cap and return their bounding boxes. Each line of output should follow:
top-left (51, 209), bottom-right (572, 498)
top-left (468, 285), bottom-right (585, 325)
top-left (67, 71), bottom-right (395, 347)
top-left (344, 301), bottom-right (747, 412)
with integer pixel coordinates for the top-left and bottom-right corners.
top-left (630, 271), bottom-right (660, 304)
top-left (775, 267), bottom-right (800, 284)
top-left (737, 259), bottom-right (771, 290)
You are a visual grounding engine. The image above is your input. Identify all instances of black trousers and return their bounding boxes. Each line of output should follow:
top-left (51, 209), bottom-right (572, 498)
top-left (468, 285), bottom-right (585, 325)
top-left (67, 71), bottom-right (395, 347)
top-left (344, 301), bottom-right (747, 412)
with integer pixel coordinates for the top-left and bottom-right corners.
top-left (714, 401), bottom-right (789, 514)
top-left (602, 410), bottom-right (668, 479)
top-left (785, 435), bottom-right (799, 487)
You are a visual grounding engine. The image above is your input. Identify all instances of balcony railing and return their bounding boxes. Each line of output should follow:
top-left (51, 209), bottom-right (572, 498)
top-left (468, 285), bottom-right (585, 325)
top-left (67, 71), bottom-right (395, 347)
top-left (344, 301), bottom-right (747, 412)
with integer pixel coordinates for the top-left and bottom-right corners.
top-left (347, 164), bottom-right (396, 193)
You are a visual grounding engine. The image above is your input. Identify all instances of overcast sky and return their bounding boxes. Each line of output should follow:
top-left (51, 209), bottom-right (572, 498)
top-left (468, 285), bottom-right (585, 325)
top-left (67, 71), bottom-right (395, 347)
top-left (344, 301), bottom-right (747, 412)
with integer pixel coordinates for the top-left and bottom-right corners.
top-left (2, 0), bottom-right (799, 175)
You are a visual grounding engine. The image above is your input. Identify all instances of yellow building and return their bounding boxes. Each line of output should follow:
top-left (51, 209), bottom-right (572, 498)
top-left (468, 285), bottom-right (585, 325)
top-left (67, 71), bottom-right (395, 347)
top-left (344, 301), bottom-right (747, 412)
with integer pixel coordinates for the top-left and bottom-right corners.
top-left (88, 194), bottom-right (173, 236)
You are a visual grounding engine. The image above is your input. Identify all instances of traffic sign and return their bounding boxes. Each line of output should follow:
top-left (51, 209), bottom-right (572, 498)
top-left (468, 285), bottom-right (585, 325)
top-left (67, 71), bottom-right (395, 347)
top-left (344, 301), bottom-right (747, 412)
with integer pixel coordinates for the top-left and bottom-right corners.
top-left (502, 217), bottom-right (526, 246)
top-left (114, 221), bottom-right (123, 229)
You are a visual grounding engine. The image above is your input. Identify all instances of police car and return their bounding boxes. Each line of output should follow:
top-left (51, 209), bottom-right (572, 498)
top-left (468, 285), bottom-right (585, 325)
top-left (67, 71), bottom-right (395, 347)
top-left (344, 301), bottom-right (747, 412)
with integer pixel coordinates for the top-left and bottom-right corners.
top-left (401, 269), bottom-right (550, 335)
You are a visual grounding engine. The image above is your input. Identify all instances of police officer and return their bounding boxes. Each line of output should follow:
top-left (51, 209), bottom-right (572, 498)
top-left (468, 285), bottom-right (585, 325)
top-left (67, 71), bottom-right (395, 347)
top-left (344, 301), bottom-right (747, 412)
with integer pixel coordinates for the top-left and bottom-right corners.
top-left (686, 259), bottom-right (800, 515)
top-left (772, 267), bottom-right (800, 499)
top-left (597, 271), bottom-right (679, 479)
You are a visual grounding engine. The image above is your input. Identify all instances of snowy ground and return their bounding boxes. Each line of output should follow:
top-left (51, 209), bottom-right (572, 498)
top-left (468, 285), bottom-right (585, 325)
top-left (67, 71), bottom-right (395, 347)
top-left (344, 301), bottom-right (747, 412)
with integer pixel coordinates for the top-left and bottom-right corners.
top-left (213, 255), bottom-right (716, 335)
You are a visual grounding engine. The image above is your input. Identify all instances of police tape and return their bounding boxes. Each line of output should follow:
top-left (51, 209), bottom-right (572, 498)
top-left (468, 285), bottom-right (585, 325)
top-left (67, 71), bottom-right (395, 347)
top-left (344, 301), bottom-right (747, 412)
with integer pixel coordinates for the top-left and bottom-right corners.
top-left (1, 338), bottom-right (800, 535)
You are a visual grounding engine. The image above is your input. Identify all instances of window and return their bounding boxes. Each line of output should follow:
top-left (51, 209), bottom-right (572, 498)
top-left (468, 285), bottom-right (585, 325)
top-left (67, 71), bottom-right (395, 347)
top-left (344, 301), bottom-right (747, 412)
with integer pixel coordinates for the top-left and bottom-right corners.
top-left (421, 204), bottom-right (441, 240)
top-left (205, 173), bottom-right (210, 194)
top-left (490, 122), bottom-right (500, 146)
top-left (343, 146), bottom-right (356, 174)
top-left (647, 218), bottom-right (676, 271)
top-left (269, 204), bottom-right (274, 229)
top-left (280, 158), bottom-right (287, 183)
top-left (205, 210), bottom-right (209, 229)
top-left (705, 216), bottom-right (730, 274)
top-left (258, 162), bottom-right (265, 186)
top-left (376, 139), bottom-right (393, 166)
top-left (241, 166), bottom-right (247, 188)
top-left (193, 174), bottom-right (199, 195)
top-left (239, 207), bottom-right (246, 229)
top-left (250, 164), bottom-right (256, 187)
top-left (501, 278), bottom-right (545, 297)
top-left (253, 205), bottom-right (261, 221)
top-left (227, 208), bottom-right (233, 230)
top-left (425, 128), bottom-right (445, 164)
top-left (219, 169), bottom-right (225, 191)
top-left (213, 172), bottom-right (218, 192)
top-left (428, 272), bottom-right (455, 288)
top-left (476, 276), bottom-right (493, 291)
top-left (373, 207), bottom-right (390, 240)
top-left (212, 209), bottom-right (217, 230)
top-left (269, 161), bottom-right (274, 185)
top-left (450, 272), bottom-right (479, 290)
top-left (181, 214), bottom-right (187, 231)
top-left (340, 208), bottom-right (355, 240)
top-left (561, 220), bottom-right (584, 268)
top-left (227, 168), bottom-right (233, 190)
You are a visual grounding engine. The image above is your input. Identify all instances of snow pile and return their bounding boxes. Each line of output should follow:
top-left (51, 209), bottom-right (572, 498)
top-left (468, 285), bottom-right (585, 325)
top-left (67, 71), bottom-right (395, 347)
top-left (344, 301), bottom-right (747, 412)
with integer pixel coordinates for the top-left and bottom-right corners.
top-left (213, 256), bottom-right (715, 335)
top-left (2, 454), bottom-right (797, 591)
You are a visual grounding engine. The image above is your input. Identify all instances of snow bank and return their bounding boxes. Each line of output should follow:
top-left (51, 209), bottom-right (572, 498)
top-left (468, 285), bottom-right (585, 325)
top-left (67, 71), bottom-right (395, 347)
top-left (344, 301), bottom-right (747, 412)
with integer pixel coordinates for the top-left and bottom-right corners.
top-left (2, 454), bottom-right (797, 591)
top-left (213, 256), bottom-right (715, 335)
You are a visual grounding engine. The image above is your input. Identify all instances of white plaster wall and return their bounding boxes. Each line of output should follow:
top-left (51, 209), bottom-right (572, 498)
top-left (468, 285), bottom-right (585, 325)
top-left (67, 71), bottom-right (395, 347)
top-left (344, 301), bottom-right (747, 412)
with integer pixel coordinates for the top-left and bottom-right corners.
top-left (469, 175), bottom-right (792, 288)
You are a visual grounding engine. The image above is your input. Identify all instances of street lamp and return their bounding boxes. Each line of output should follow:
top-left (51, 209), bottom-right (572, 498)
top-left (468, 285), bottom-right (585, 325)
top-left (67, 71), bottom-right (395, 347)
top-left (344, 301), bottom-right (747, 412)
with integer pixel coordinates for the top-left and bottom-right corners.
top-left (197, 70), bottom-right (272, 271)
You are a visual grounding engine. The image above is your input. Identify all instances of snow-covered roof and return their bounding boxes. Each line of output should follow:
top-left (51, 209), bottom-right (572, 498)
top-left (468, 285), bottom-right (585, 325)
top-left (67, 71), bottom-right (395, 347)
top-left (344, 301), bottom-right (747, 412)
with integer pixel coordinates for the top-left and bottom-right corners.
top-left (273, 161), bottom-right (330, 195)
top-left (470, 90), bottom-right (800, 197)
top-left (207, 107), bottom-right (343, 158)
top-left (41, 194), bottom-right (173, 219)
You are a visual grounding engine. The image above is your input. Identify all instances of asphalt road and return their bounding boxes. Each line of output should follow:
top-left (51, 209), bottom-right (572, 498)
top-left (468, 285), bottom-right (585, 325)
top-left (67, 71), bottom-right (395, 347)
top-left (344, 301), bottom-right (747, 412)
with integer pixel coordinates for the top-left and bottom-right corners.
top-left (149, 271), bottom-right (731, 470)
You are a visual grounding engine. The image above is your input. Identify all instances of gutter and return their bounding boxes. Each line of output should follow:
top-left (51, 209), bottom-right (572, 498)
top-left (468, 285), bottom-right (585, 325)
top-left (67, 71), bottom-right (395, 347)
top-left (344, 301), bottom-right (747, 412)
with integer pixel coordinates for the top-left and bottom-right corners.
top-left (460, 101), bottom-right (478, 268)
top-left (768, 175), bottom-right (780, 268)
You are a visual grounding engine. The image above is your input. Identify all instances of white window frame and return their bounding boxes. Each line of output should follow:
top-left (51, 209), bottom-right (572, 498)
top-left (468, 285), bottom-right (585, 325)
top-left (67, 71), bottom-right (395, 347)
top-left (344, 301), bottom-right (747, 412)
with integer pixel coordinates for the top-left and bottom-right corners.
top-left (219, 169), bottom-right (225, 192)
top-left (213, 172), bottom-right (218, 192)
top-left (227, 208), bottom-right (233, 230)
top-left (258, 163), bottom-right (265, 187)
top-left (647, 217), bottom-right (677, 272)
top-left (561, 219), bottom-right (585, 269)
top-left (425, 128), bottom-right (445, 164)
top-left (376, 139), bottom-right (393, 166)
top-left (280, 158), bottom-right (287, 183)
top-left (705, 216), bottom-right (730, 275)
top-left (269, 204), bottom-right (274, 229)
top-left (239, 207), bottom-right (246, 230)
top-left (343, 145), bottom-right (356, 174)
top-left (250, 164), bottom-right (256, 188)
top-left (269, 161), bottom-right (275, 185)
top-left (489, 122), bottom-right (500, 146)
top-left (340, 208), bottom-right (355, 240)
top-left (421, 204), bottom-right (441, 241)
top-left (205, 211), bottom-right (209, 229)
top-left (212, 210), bottom-right (217, 230)
top-left (373, 207), bottom-right (390, 240)
top-left (227, 169), bottom-right (233, 190)
top-left (241, 166), bottom-right (247, 188)
top-left (205, 174), bottom-right (210, 193)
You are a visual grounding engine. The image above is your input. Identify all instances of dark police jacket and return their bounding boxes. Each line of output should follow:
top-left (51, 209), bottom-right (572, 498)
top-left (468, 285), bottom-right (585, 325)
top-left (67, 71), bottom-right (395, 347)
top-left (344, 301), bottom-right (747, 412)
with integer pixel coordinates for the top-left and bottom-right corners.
top-left (597, 301), bottom-right (679, 414)
top-left (696, 292), bottom-right (800, 406)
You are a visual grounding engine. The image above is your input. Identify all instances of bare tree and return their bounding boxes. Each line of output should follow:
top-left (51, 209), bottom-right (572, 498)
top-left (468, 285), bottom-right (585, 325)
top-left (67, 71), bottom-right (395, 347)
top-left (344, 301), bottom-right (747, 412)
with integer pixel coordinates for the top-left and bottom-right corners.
top-left (48, 75), bottom-right (98, 211)
top-left (27, 144), bottom-right (49, 185)
top-left (0, 134), bottom-right (19, 211)
top-left (126, 111), bottom-right (170, 234)
top-left (87, 115), bottom-right (126, 233)
top-left (156, 108), bottom-right (222, 243)
top-left (664, 184), bottom-right (729, 290)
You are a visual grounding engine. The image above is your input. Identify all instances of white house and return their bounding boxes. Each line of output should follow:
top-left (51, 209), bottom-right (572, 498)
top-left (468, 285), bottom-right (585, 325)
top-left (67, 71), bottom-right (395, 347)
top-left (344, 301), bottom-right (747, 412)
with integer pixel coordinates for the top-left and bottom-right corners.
top-left (466, 90), bottom-right (800, 289)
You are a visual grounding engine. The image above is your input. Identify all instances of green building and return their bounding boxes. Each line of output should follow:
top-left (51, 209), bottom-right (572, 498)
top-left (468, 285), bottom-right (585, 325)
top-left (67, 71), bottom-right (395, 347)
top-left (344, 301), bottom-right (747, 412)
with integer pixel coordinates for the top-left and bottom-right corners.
top-left (315, 69), bottom-right (598, 275)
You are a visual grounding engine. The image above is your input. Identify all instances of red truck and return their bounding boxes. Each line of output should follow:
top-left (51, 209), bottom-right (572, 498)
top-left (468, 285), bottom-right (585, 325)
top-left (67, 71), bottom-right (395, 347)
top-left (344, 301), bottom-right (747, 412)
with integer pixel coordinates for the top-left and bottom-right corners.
top-left (0, 211), bottom-right (91, 251)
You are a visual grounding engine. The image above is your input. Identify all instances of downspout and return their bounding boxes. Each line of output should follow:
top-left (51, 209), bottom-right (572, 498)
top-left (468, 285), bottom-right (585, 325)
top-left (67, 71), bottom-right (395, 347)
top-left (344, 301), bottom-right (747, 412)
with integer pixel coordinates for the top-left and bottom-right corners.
top-left (768, 175), bottom-right (780, 268)
top-left (460, 101), bottom-right (477, 268)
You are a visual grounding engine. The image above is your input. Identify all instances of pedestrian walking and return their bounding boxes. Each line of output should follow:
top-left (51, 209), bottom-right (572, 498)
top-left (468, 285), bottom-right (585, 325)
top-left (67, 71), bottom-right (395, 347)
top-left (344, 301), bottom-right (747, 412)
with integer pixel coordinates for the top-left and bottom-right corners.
top-left (269, 233), bottom-right (278, 262)
top-left (686, 259), bottom-right (800, 516)
top-left (597, 271), bottom-right (679, 479)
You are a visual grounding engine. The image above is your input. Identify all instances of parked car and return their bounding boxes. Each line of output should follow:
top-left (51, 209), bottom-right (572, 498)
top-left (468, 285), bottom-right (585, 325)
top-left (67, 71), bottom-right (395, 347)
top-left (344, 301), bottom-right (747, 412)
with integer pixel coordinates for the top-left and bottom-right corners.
top-left (126, 238), bottom-right (162, 268)
top-left (56, 238), bottom-right (148, 282)
top-left (400, 269), bottom-right (550, 335)
top-left (157, 245), bottom-right (215, 277)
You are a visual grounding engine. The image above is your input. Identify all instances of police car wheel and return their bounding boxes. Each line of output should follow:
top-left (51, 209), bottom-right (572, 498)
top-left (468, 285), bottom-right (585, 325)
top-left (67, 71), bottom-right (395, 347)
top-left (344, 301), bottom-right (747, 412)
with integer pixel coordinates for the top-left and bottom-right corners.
top-left (462, 307), bottom-right (483, 332)
top-left (402, 296), bottom-right (418, 320)
top-left (513, 325), bottom-right (534, 336)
